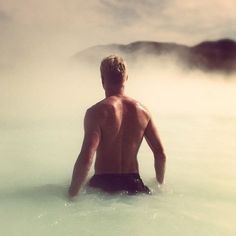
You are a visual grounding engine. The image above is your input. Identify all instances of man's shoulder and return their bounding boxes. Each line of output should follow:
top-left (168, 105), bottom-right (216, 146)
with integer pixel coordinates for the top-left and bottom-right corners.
top-left (86, 99), bottom-right (112, 118)
top-left (89, 98), bottom-right (112, 110)
top-left (127, 97), bottom-right (151, 117)
top-left (87, 96), bottom-right (151, 119)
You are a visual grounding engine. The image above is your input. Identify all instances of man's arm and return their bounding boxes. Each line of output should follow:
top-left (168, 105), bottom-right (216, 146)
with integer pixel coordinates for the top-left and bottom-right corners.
top-left (68, 109), bottom-right (101, 197)
top-left (144, 117), bottom-right (166, 184)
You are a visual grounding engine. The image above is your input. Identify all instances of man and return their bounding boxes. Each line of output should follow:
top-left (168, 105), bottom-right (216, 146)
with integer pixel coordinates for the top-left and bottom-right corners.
top-left (68, 55), bottom-right (166, 197)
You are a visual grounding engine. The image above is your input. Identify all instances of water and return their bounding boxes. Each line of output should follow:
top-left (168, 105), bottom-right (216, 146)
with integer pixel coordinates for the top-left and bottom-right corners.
top-left (1, 63), bottom-right (236, 236)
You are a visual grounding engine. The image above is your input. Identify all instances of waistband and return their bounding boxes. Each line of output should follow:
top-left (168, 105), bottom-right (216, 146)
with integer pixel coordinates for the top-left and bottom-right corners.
top-left (93, 173), bottom-right (140, 178)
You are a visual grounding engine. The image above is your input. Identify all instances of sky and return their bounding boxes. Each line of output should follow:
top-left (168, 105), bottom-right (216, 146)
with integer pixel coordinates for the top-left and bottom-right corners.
top-left (1, 0), bottom-right (236, 128)
top-left (0, 0), bottom-right (236, 66)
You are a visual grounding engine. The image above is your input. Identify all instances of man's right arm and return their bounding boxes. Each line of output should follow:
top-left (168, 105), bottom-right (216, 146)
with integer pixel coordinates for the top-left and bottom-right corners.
top-left (68, 109), bottom-right (101, 197)
top-left (144, 117), bottom-right (166, 184)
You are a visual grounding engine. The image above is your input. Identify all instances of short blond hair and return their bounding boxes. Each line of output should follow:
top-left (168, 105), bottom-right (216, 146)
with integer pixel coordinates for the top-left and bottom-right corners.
top-left (100, 55), bottom-right (127, 84)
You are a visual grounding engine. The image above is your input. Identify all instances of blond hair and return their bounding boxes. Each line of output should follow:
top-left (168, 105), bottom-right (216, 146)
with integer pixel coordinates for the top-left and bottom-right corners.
top-left (100, 55), bottom-right (127, 85)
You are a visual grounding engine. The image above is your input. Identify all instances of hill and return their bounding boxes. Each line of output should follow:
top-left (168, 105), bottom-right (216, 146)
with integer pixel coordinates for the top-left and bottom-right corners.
top-left (73, 39), bottom-right (236, 73)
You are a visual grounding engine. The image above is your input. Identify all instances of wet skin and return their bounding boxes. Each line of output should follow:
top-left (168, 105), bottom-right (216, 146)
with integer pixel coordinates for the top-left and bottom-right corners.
top-left (69, 85), bottom-right (166, 197)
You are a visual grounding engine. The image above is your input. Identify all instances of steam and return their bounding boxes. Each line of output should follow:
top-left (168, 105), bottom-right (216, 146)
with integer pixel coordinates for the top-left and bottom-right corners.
top-left (1, 0), bottom-right (236, 70)
top-left (1, 51), bottom-right (236, 129)
top-left (1, 1), bottom-right (236, 126)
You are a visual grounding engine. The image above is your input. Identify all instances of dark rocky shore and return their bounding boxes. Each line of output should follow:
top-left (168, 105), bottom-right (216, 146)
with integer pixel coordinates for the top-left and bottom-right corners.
top-left (73, 39), bottom-right (236, 74)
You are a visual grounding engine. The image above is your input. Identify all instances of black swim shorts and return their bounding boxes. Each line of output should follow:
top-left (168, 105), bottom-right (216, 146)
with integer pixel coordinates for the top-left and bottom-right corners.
top-left (88, 173), bottom-right (151, 195)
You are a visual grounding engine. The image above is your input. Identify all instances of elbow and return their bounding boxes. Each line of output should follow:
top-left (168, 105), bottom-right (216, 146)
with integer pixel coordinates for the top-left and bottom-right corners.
top-left (154, 148), bottom-right (166, 162)
top-left (75, 155), bottom-right (93, 170)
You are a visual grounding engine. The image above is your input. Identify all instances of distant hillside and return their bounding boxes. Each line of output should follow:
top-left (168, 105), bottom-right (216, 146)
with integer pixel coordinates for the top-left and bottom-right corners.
top-left (73, 39), bottom-right (236, 73)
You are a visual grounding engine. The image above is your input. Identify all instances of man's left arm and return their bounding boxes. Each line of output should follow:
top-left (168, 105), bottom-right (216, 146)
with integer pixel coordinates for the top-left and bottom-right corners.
top-left (68, 109), bottom-right (101, 197)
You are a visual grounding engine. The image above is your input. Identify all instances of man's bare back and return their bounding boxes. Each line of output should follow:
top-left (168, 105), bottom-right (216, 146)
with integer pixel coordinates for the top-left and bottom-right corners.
top-left (90, 95), bottom-right (149, 174)
top-left (68, 55), bottom-right (166, 197)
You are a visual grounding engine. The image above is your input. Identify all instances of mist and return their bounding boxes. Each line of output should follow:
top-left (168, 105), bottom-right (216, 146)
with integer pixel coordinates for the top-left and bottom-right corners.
top-left (1, 0), bottom-right (236, 123)
top-left (1, 2), bottom-right (236, 235)
top-left (1, 52), bottom-right (236, 234)
top-left (1, 0), bottom-right (236, 70)
top-left (1, 51), bottom-right (236, 126)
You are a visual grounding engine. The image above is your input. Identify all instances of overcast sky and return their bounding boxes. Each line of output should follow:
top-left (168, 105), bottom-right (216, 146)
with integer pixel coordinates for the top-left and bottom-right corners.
top-left (1, 0), bottom-right (236, 64)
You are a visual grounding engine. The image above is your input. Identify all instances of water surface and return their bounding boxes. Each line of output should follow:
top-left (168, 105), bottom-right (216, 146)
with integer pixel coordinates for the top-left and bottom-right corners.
top-left (1, 66), bottom-right (236, 236)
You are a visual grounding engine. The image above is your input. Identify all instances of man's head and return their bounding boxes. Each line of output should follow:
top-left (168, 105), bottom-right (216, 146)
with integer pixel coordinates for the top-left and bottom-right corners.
top-left (100, 55), bottom-right (128, 87)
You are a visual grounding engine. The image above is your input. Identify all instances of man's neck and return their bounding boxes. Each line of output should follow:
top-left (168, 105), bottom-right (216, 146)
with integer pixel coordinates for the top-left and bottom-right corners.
top-left (105, 86), bottom-right (125, 98)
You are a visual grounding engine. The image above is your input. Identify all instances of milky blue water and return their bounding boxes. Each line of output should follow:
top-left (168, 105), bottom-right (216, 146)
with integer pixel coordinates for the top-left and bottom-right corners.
top-left (1, 64), bottom-right (236, 236)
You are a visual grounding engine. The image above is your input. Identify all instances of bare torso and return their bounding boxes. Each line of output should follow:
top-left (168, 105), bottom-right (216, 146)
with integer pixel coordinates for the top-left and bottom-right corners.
top-left (89, 95), bottom-right (150, 174)
top-left (68, 57), bottom-right (166, 197)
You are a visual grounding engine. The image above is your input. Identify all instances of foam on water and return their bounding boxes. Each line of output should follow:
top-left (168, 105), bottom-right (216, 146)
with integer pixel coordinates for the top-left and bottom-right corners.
top-left (1, 62), bottom-right (236, 236)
